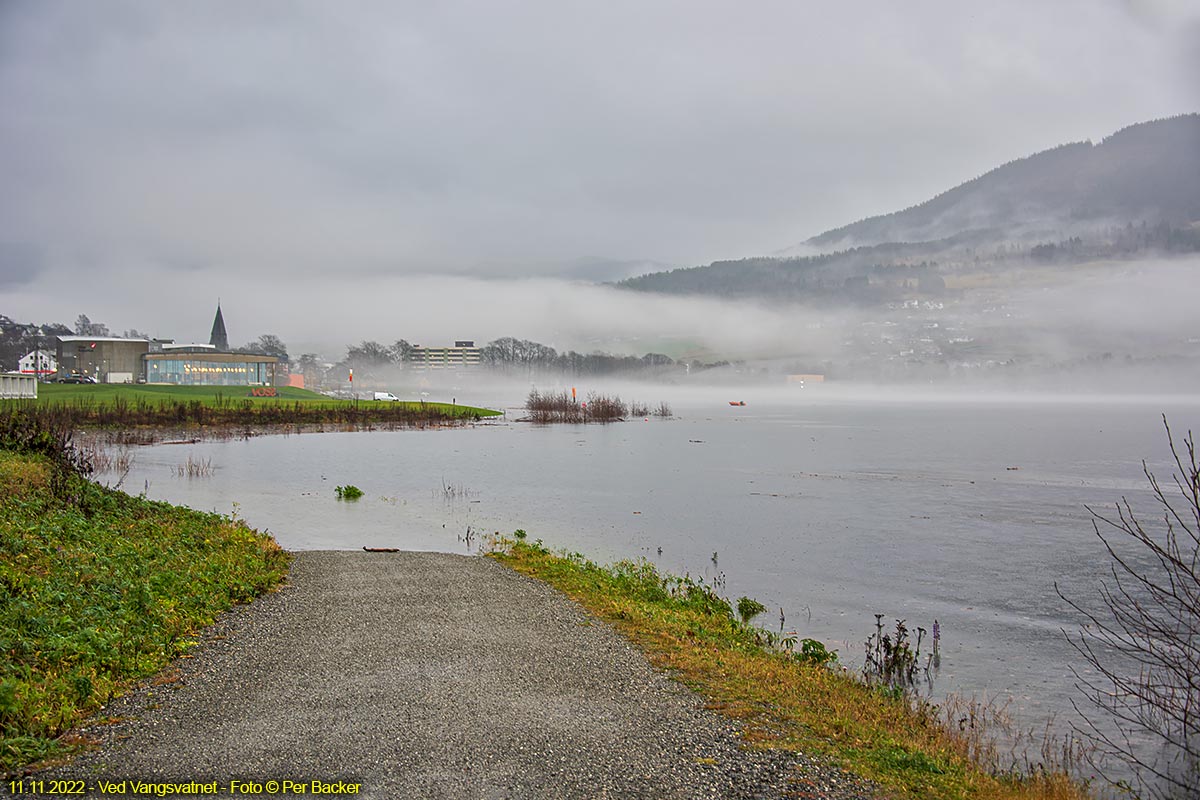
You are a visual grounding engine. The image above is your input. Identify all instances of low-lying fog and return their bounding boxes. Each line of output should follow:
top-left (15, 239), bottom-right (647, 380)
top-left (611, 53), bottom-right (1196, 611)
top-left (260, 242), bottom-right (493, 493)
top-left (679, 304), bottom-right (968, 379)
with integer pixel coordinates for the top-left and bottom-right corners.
top-left (9, 257), bottom-right (1199, 393)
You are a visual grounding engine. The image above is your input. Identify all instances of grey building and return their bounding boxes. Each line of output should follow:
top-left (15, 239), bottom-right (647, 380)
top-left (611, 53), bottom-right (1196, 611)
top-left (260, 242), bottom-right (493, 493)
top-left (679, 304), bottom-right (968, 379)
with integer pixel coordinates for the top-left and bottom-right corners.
top-left (405, 341), bottom-right (482, 370)
top-left (142, 305), bottom-right (277, 386)
top-left (53, 304), bottom-right (280, 387)
top-left (54, 337), bottom-right (150, 383)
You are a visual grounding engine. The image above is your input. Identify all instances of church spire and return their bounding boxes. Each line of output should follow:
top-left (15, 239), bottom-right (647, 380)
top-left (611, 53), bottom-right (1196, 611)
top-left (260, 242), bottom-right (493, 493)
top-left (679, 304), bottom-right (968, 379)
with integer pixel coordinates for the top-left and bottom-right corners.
top-left (209, 302), bottom-right (229, 350)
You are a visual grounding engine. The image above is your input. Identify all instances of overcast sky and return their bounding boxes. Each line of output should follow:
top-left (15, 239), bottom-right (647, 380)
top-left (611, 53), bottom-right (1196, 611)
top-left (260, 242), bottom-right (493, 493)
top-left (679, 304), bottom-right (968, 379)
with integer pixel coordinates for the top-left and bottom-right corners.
top-left (2, 0), bottom-right (1197, 352)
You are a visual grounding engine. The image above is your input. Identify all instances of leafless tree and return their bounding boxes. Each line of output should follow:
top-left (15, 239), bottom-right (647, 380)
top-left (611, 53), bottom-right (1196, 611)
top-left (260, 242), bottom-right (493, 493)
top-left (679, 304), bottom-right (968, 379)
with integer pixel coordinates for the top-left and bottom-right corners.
top-left (1059, 416), bottom-right (1199, 799)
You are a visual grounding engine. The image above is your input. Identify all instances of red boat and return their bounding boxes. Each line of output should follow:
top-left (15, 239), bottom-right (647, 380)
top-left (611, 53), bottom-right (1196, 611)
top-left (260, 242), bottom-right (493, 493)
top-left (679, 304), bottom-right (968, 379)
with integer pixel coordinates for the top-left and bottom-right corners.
top-left (728, 401), bottom-right (746, 406)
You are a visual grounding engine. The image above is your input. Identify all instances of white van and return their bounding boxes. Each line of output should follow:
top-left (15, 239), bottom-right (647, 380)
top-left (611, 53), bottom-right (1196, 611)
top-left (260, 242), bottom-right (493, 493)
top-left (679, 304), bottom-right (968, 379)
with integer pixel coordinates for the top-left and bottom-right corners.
top-left (373, 391), bottom-right (401, 402)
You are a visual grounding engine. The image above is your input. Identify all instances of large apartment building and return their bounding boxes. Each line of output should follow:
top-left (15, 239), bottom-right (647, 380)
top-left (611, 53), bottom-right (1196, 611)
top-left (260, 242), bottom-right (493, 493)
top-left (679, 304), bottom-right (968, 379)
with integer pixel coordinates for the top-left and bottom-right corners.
top-left (404, 340), bottom-right (482, 370)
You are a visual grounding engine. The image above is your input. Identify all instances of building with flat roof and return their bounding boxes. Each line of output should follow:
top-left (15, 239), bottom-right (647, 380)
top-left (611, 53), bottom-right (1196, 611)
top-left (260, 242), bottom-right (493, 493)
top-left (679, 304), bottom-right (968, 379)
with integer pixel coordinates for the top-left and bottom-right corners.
top-left (55, 336), bottom-right (151, 383)
top-left (405, 341), bottom-right (482, 370)
top-left (161, 342), bottom-right (217, 352)
top-left (144, 350), bottom-right (277, 386)
top-left (142, 305), bottom-right (277, 386)
top-left (53, 304), bottom-right (280, 387)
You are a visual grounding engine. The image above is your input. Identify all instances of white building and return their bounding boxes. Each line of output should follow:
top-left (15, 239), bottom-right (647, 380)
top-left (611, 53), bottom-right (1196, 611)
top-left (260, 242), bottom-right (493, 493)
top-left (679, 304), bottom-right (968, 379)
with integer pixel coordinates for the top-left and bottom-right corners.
top-left (18, 349), bottom-right (56, 376)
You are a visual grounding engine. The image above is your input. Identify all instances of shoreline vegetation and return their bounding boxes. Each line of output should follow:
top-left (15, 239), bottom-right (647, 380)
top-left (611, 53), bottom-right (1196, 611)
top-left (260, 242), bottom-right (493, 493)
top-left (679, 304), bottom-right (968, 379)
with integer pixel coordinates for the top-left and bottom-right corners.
top-left (0, 413), bottom-right (291, 772)
top-left (3, 409), bottom-right (1089, 797)
top-left (488, 534), bottom-right (1091, 800)
top-left (524, 389), bottom-right (671, 423)
top-left (3, 384), bottom-right (501, 444)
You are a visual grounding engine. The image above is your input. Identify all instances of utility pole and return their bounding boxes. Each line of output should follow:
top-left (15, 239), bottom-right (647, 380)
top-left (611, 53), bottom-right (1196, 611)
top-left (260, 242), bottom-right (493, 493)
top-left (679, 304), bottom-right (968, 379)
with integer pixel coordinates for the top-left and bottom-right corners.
top-left (34, 335), bottom-right (42, 381)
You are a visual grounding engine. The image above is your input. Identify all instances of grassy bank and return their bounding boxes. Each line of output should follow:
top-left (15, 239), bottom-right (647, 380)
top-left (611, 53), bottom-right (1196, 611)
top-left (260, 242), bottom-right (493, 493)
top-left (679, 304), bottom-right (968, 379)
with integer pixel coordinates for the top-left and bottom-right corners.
top-left (7, 384), bottom-right (500, 432)
top-left (36, 384), bottom-right (332, 405)
top-left (489, 536), bottom-right (1089, 800)
top-left (0, 416), bottom-right (291, 772)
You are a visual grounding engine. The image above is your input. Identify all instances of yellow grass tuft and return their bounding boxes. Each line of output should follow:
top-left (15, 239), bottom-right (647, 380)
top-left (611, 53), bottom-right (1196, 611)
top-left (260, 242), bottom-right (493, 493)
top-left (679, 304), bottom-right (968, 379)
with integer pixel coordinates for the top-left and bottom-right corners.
top-left (0, 451), bottom-right (51, 496)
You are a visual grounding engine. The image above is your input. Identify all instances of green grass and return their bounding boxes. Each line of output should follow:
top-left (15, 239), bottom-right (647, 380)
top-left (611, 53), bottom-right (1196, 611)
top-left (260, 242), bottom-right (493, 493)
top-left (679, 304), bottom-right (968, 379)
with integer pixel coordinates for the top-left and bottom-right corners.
top-left (0, 448), bottom-right (291, 772)
top-left (5, 385), bottom-right (500, 432)
top-left (37, 383), bottom-right (328, 404)
top-left (489, 536), bottom-right (1090, 800)
top-left (33, 383), bottom-right (500, 418)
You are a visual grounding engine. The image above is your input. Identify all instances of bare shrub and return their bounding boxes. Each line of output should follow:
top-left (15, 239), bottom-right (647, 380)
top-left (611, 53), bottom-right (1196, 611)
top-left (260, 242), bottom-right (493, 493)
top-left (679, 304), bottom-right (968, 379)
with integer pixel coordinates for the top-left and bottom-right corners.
top-left (171, 454), bottom-right (213, 478)
top-left (439, 478), bottom-right (477, 500)
top-left (938, 694), bottom-right (1091, 783)
top-left (79, 442), bottom-right (134, 474)
top-left (1058, 416), bottom-right (1200, 798)
top-left (525, 390), bottom-right (579, 423)
top-left (524, 389), bottom-right (627, 423)
top-left (582, 392), bottom-right (626, 421)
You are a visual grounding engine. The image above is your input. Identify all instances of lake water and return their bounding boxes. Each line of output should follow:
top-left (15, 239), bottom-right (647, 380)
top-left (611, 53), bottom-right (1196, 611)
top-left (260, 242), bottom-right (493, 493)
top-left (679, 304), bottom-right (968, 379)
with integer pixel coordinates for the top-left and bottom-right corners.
top-left (113, 386), bottom-right (1199, 777)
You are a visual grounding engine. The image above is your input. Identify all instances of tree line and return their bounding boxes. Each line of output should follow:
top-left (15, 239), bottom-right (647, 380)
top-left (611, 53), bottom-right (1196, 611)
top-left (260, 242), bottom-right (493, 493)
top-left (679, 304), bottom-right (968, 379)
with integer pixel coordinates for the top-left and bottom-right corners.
top-left (293, 336), bottom-right (733, 385)
top-left (3, 313), bottom-right (731, 383)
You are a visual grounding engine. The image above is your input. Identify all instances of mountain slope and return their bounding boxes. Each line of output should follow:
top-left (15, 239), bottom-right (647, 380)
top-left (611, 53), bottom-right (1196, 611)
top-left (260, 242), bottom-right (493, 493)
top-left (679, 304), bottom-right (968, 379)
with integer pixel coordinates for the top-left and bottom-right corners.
top-left (618, 115), bottom-right (1200, 300)
top-left (806, 114), bottom-right (1200, 249)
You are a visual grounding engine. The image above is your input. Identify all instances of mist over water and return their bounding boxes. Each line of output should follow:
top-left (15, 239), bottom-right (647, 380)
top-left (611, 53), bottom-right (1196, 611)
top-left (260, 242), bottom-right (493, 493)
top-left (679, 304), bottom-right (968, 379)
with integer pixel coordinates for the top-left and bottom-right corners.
top-left (12, 257), bottom-right (1200, 386)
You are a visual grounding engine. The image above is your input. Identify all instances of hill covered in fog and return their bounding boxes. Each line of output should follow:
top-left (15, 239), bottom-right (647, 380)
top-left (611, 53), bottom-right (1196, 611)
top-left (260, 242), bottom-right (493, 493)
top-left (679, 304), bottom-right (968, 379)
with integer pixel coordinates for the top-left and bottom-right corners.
top-left (805, 114), bottom-right (1200, 249)
top-left (619, 114), bottom-right (1200, 301)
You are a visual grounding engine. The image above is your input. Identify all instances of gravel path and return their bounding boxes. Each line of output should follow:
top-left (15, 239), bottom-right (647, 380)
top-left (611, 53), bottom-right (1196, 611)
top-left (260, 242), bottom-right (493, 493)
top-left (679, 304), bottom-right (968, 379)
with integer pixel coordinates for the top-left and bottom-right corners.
top-left (28, 551), bottom-right (879, 799)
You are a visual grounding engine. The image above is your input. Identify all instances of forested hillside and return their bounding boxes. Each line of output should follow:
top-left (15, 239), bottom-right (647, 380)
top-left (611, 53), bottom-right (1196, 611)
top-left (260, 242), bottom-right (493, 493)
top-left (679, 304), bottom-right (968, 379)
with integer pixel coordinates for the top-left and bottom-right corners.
top-left (807, 114), bottom-right (1200, 249)
top-left (620, 115), bottom-right (1200, 300)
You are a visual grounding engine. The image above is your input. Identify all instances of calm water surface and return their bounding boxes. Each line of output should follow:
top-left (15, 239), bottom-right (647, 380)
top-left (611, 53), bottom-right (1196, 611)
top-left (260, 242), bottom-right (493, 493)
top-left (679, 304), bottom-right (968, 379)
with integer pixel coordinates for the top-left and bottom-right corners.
top-left (117, 389), bottom-right (1199, 759)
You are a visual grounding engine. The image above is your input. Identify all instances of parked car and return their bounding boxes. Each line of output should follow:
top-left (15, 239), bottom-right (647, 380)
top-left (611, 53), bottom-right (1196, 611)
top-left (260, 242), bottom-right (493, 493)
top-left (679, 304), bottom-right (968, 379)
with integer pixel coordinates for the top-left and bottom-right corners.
top-left (56, 374), bottom-right (97, 384)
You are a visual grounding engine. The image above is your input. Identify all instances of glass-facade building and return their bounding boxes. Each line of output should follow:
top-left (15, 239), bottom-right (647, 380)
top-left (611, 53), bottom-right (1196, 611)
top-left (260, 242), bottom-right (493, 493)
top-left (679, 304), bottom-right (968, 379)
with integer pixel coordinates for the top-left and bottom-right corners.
top-left (144, 353), bottom-right (277, 386)
top-left (57, 307), bottom-right (282, 387)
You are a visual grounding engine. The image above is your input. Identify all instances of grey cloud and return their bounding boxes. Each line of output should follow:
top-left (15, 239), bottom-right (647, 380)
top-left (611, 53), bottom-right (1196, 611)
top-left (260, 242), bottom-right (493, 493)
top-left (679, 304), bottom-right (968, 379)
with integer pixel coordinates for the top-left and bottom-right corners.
top-left (1, 0), bottom-right (1196, 342)
top-left (0, 242), bottom-right (43, 288)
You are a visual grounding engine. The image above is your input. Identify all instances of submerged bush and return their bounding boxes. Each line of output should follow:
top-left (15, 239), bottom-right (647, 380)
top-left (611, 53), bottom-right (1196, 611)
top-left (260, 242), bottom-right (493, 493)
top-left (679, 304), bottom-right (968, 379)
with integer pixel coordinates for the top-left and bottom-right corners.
top-left (335, 484), bottom-right (364, 500)
top-left (737, 596), bottom-right (768, 624)
top-left (524, 389), bottom-right (630, 423)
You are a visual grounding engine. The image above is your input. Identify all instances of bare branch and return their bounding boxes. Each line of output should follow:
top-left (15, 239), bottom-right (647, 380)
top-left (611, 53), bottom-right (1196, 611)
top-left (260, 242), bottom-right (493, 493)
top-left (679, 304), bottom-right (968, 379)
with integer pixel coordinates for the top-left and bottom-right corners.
top-left (1062, 418), bottom-right (1200, 798)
